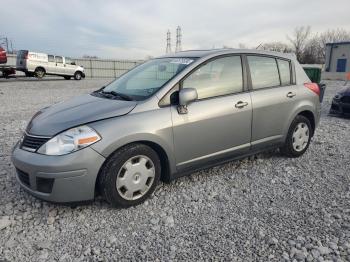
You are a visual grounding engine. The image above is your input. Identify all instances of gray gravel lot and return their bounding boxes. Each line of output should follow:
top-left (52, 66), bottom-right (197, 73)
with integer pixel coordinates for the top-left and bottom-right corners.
top-left (0, 78), bottom-right (349, 261)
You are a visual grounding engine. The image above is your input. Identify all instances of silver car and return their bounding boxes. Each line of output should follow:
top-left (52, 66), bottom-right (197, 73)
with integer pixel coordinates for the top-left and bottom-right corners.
top-left (12, 49), bottom-right (321, 207)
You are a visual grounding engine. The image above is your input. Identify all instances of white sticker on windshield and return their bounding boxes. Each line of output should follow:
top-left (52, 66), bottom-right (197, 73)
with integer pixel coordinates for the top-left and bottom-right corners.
top-left (170, 58), bottom-right (194, 65)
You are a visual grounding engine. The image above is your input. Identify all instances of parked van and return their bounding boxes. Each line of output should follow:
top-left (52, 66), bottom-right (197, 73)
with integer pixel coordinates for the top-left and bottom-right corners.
top-left (16, 50), bottom-right (85, 80)
top-left (12, 49), bottom-right (321, 207)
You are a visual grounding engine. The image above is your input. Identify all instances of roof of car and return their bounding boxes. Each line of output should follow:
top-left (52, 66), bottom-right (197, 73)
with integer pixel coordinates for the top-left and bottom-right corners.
top-left (159, 48), bottom-right (296, 60)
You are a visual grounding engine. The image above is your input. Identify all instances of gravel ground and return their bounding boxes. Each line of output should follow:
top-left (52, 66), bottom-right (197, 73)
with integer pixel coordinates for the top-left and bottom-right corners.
top-left (0, 78), bottom-right (349, 261)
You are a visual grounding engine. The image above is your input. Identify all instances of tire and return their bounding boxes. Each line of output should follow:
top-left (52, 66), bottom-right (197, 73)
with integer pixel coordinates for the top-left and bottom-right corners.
top-left (74, 71), bottom-right (82, 80)
top-left (280, 115), bottom-right (313, 158)
top-left (64, 76), bottom-right (71, 80)
top-left (35, 68), bottom-right (45, 79)
top-left (98, 144), bottom-right (161, 208)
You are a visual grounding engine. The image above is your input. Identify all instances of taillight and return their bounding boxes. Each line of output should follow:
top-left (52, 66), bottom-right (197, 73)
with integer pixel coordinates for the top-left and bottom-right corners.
top-left (304, 83), bottom-right (320, 96)
top-left (24, 54), bottom-right (28, 59)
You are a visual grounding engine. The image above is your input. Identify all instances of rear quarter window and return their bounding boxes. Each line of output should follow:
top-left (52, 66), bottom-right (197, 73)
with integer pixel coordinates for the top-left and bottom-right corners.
top-left (247, 56), bottom-right (280, 89)
top-left (48, 55), bottom-right (55, 62)
top-left (277, 59), bottom-right (291, 85)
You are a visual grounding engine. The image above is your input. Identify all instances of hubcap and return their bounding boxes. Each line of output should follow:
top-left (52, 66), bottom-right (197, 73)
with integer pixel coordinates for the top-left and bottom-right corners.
top-left (292, 122), bottom-right (309, 152)
top-left (37, 70), bottom-right (44, 78)
top-left (116, 155), bottom-right (155, 201)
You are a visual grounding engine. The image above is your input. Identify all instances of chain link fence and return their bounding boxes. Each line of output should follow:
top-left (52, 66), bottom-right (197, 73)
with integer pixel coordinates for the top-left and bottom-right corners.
top-left (6, 54), bottom-right (144, 78)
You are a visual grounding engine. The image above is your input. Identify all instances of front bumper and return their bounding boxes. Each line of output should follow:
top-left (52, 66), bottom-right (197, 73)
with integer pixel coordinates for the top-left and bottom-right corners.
top-left (11, 144), bottom-right (105, 203)
top-left (330, 99), bottom-right (350, 116)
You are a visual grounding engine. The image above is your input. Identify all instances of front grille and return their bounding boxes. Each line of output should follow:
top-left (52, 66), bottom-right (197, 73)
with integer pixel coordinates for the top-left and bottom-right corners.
top-left (16, 169), bottom-right (30, 187)
top-left (341, 96), bottom-right (350, 104)
top-left (21, 134), bottom-right (50, 151)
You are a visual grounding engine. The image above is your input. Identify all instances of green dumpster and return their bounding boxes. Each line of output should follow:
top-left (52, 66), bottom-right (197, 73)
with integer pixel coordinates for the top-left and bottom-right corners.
top-left (302, 65), bottom-right (326, 102)
top-left (303, 66), bottom-right (322, 84)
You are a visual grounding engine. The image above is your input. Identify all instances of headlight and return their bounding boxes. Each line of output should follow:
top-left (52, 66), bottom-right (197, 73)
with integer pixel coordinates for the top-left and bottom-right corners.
top-left (37, 125), bottom-right (101, 155)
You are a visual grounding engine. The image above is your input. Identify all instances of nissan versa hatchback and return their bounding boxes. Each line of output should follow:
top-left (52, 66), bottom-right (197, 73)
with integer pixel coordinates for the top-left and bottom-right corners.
top-left (12, 49), bottom-right (321, 207)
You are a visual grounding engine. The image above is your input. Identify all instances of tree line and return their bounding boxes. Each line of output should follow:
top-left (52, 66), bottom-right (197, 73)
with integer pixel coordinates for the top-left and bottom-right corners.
top-left (258, 26), bottom-right (350, 64)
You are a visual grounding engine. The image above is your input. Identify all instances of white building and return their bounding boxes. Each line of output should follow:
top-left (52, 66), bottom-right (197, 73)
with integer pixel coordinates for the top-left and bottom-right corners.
top-left (323, 41), bottom-right (350, 80)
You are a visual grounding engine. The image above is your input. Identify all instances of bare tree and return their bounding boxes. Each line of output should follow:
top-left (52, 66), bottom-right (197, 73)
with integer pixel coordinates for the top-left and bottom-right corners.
top-left (238, 43), bottom-right (248, 49)
top-left (302, 36), bottom-right (324, 64)
top-left (302, 28), bottom-right (350, 64)
top-left (287, 26), bottom-right (311, 62)
top-left (259, 42), bottom-right (292, 53)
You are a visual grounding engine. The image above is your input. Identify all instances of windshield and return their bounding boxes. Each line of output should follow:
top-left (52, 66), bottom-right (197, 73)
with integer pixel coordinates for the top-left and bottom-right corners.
top-left (102, 57), bottom-right (196, 101)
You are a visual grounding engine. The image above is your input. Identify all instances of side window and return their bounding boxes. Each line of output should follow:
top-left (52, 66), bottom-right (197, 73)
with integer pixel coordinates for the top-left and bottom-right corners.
top-left (55, 56), bottom-right (63, 63)
top-left (48, 55), bottom-right (55, 62)
top-left (277, 59), bottom-right (291, 85)
top-left (247, 56), bottom-right (280, 89)
top-left (65, 57), bottom-right (72, 64)
top-left (182, 56), bottom-right (243, 99)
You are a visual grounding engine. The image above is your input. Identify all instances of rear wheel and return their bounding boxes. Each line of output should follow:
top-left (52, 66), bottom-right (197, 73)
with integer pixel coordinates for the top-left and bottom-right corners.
top-left (280, 115), bottom-right (312, 157)
top-left (74, 71), bottom-right (82, 80)
top-left (35, 68), bottom-right (45, 79)
top-left (98, 144), bottom-right (161, 208)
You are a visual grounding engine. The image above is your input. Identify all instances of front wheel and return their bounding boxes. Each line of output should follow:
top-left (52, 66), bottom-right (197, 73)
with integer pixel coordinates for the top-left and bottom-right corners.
top-left (280, 115), bottom-right (312, 157)
top-left (74, 71), bottom-right (82, 80)
top-left (98, 144), bottom-right (161, 208)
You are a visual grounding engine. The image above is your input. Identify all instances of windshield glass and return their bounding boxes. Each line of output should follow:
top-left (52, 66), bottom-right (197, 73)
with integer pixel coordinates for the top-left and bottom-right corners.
top-left (102, 57), bottom-right (196, 100)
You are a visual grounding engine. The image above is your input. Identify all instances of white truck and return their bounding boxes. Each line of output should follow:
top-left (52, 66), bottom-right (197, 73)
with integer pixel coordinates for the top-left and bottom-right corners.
top-left (16, 50), bottom-right (85, 80)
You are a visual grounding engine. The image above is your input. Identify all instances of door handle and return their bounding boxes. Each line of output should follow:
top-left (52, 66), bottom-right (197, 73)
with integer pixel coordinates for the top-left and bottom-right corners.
top-left (235, 101), bottom-right (248, 109)
top-left (286, 92), bottom-right (296, 98)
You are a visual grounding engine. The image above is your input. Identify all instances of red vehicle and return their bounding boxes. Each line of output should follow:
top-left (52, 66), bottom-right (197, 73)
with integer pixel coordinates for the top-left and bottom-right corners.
top-left (0, 46), bottom-right (16, 78)
top-left (0, 46), bottom-right (7, 64)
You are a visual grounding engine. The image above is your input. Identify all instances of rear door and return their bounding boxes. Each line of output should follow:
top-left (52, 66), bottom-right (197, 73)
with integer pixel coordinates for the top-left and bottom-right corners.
top-left (16, 50), bottom-right (28, 70)
top-left (171, 55), bottom-right (252, 171)
top-left (47, 55), bottom-right (56, 74)
top-left (247, 55), bottom-right (297, 149)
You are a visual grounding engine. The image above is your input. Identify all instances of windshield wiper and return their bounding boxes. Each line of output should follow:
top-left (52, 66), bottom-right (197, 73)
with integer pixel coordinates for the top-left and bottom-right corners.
top-left (101, 90), bottom-right (134, 101)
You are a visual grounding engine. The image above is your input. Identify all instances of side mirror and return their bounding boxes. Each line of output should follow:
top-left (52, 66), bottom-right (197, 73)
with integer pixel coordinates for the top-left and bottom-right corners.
top-left (178, 88), bottom-right (198, 114)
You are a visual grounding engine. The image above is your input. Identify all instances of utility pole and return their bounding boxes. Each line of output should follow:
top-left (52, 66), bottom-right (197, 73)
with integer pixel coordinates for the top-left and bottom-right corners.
top-left (175, 26), bottom-right (182, 53)
top-left (166, 30), bottom-right (172, 54)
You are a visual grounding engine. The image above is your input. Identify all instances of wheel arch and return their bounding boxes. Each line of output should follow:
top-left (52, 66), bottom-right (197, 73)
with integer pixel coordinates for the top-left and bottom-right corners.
top-left (297, 110), bottom-right (315, 136)
top-left (35, 66), bottom-right (46, 73)
top-left (95, 139), bottom-right (173, 193)
top-left (284, 104), bottom-right (317, 139)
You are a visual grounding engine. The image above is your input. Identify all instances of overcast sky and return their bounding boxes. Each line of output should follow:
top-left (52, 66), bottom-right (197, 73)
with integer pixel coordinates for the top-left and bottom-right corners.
top-left (1, 0), bottom-right (349, 59)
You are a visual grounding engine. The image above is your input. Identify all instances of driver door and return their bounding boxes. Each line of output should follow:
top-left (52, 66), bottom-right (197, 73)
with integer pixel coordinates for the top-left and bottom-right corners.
top-left (171, 55), bottom-right (252, 171)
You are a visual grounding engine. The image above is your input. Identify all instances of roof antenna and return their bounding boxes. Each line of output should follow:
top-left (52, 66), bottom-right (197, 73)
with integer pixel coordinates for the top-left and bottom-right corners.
top-left (256, 43), bottom-right (262, 49)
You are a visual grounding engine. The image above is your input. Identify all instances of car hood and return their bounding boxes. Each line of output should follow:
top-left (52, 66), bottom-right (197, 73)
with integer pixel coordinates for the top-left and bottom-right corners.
top-left (26, 94), bottom-right (137, 136)
top-left (339, 86), bottom-right (350, 96)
